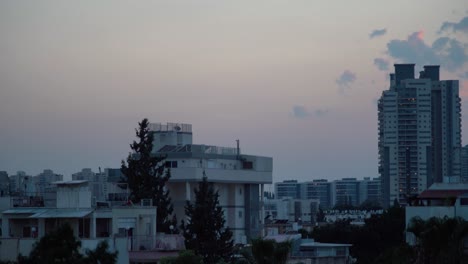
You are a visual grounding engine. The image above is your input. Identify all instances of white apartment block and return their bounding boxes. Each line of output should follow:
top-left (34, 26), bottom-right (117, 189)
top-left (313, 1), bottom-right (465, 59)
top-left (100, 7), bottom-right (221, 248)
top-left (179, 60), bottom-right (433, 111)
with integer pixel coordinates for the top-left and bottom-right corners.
top-left (150, 123), bottom-right (273, 244)
top-left (378, 64), bottom-right (461, 207)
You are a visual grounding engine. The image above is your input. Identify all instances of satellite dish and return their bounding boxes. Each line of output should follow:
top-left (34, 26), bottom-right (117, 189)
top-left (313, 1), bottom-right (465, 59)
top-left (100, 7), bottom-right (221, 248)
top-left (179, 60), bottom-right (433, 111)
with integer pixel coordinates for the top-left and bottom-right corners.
top-left (174, 125), bottom-right (181, 131)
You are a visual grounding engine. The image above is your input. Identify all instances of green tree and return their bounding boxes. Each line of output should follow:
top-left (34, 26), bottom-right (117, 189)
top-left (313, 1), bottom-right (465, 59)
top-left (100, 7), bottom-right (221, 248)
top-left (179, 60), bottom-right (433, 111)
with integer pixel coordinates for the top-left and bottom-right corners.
top-left (312, 204), bottom-right (406, 264)
top-left (18, 224), bottom-right (117, 264)
top-left (238, 239), bottom-right (292, 264)
top-left (121, 118), bottom-right (175, 233)
top-left (181, 175), bottom-right (234, 264)
top-left (19, 223), bottom-right (83, 264)
top-left (83, 240), bottom-right (118, 264)
top-left (316, 207), bottom-right (326, 223)
top-left (160, 250), bottom-right (204, 264)
top-left (408, 216), bottom-right (468, 264)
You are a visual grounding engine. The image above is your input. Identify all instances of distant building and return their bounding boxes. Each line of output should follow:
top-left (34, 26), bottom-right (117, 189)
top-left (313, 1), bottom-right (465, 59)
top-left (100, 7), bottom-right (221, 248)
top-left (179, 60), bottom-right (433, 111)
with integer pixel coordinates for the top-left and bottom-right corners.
top-left (9, 171), bottom-right (35, 196)
top-left (150, 122), bottom-right (273, 244)
top-left (301, 180), bottom-right (334, 209)
top-left (0, 171), bottom-right (9, 197)
top-left (35, 169), bottom-right (63, 197)
top-left (264, 234), bottom-right (353, 264)
top-left (275, 180), bottom-right (301, 199)
top-left (461, 145), bottom-right (468, 183)
top-left (378, 64), bottom-right (461, 207)
top-left (334, 178), bottom-right (360, 207)
top-left (358, 177), bottom-right (381, 205)
top-left (273, 178), bottom-right (381, 209)
top-left (72, 168), bottom-right (95, 181)
top-left (71, 168), bottom-right (127, 205)
top-left (264, 198), bottom-right (319, 224)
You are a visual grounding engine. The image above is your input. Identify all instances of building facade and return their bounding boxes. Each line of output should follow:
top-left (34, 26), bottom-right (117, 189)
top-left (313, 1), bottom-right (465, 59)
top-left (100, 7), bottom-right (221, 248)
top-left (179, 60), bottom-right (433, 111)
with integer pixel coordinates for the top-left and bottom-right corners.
top-left (275, 180), bottom-right (301, 199)
top-left (150, 122), bottom-right (273, 244)
top-left (461, 145), bottom-right (468, 183)
top-left (273, 178), bottom-right (380, 209)
top-left (378, 64), bottom-right (461, 207)
top-left (301, 179), bottom-right (333, 209)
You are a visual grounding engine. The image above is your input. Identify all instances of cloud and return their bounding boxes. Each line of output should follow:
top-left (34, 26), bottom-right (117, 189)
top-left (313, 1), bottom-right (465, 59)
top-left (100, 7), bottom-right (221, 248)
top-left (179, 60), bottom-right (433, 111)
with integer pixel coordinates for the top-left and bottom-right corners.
top-left (292, 105), bottom-right (329, 119)
top-left (336, 70), bottom-right (357, 91)
top-left (386, 31), bottom-right (467, 72)
top-left (369, 28), bottom-right (387, 39)
top-left (374, 58), bottom-right (389, 71)
top-left (440, 16), bottom-right (468, 34)
top-left (292, 105), bottom-right (310, 119)
top-left (314, 109), bottom-right (329, 117)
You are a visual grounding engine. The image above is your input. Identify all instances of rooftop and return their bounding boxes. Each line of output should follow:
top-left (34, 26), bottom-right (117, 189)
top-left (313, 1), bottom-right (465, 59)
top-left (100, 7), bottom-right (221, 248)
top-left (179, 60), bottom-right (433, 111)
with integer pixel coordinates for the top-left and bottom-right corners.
top-left (157, 144), bottom-right (238, 156)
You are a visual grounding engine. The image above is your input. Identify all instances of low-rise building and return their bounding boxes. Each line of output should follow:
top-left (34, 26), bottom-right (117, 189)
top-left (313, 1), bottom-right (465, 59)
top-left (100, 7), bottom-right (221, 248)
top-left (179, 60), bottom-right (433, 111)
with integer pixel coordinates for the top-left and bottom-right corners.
top-left (263, 234), bottom-right (353, 264)
top-left (1, 180), bottom-right (158, 264)
top-left (405, 182), bottom-right (468, 245)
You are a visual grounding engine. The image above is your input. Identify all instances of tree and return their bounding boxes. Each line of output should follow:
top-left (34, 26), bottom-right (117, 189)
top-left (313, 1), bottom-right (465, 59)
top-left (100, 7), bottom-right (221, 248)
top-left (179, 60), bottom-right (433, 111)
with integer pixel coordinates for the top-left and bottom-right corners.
top-left (181, 175), bottom-right (234, 264)
top-left (83, 241), bottom-right (118, 264)
top-left (19, 223), bottom-right (83, 264)
top-left (121, 118), bottom-right (175, 233)
top-left (160, 250), bottom-right (203, 264)
top-left (408, 216), bottom-right (468, 264)
top-left (311, 203), bottom-right (406, 264)
top-left (18, 224), bottom-right (117, 264)
top-left (238, 239), bottom-right (292, 264)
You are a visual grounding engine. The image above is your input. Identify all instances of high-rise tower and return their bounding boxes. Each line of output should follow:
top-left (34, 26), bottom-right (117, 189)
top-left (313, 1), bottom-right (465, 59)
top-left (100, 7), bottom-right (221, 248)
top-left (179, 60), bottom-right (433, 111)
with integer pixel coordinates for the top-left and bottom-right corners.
top-left (378, 64), bottom-right (461, 207)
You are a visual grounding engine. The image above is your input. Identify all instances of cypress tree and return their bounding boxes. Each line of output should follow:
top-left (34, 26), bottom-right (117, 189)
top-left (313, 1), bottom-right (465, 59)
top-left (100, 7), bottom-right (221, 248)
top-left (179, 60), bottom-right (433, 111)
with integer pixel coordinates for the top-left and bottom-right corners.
top-left (121, 118), bottom-right (175, 233)
top-left (181, 175), bottom-right (234, 263)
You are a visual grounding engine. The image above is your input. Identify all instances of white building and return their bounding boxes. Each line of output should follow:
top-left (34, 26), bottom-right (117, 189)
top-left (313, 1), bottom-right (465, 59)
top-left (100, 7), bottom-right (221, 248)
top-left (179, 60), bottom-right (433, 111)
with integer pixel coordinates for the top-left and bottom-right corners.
top-left (150, 122), bottom-right (273, 244)
top-left (378, 64), bottom-right (461, 207)
top-left (1, 180), bottom-right (158, 264)
top-left (405, 182), bottom-right (468, 245)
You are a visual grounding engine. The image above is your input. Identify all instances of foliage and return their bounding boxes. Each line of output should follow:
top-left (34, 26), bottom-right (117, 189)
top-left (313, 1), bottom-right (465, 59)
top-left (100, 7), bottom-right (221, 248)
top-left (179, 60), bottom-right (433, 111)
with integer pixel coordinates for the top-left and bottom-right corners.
top-left (312, 204), bottom-right (406, 264)
top-left (17, 224), bottom-right (117, 264)
top-left (121, 118), bottom-right (175, 233)
top-left (181, 176), bottom-right (234, 264)
top-left (316, 207), bottom-right (325, 222)
top-left (83, 240), bottom-right (118, 264)
top-left (238, 239), bottom-right (292, 264)
top-left (18, 223), bottom-right (83, 264)
top-left (408, 216), bottom-right (468, 264)
top-left (160, 250), bottom-right (204, 264)
top-left (297, 228), bottom-right (309, 239)
top-left (358, 199), bottom-right (382, 210)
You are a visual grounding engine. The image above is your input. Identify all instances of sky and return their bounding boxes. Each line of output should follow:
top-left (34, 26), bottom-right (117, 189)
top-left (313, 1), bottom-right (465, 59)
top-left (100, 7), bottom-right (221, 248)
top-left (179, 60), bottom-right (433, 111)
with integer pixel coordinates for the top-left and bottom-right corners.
top-left (1, 1), bottom-right (468, 185)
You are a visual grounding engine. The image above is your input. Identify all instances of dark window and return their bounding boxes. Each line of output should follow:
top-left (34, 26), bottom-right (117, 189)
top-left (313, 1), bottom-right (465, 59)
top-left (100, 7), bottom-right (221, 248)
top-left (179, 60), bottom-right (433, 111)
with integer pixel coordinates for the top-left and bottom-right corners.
top-left (460, 198), bottom-right (468, 205)
top-left (165, 161), bottom-right (178, 168)
top-left (242, 161), bottom-right (253, 169)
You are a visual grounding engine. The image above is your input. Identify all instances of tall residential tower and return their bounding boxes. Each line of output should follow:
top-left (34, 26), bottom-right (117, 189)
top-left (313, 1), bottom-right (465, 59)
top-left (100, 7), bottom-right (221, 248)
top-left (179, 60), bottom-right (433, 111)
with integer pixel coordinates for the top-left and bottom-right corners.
top-left (378, 64), bottom-right (461, 207)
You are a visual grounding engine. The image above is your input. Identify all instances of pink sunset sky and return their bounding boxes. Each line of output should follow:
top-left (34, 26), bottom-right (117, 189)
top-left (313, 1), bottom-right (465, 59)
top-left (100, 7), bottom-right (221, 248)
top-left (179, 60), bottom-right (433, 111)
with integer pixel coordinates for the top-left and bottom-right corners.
top-left (1, 1), bottom-right (467, 184)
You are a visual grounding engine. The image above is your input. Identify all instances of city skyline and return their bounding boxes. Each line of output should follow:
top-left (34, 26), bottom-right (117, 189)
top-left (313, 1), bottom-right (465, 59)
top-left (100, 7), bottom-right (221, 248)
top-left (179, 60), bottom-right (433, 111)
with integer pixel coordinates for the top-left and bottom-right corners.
top-left (1, 1), bottom-right (468, 182)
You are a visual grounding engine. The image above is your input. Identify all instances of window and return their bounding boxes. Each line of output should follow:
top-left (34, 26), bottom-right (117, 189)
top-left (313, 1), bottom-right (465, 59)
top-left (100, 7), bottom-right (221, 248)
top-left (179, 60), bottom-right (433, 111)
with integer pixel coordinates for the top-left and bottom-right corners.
top-left (242, 161), bottom-right (253, 169)
top-left (239, 211), bottom-right (243, 218)
top-left (165, 161), bottom-right (178, 168)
